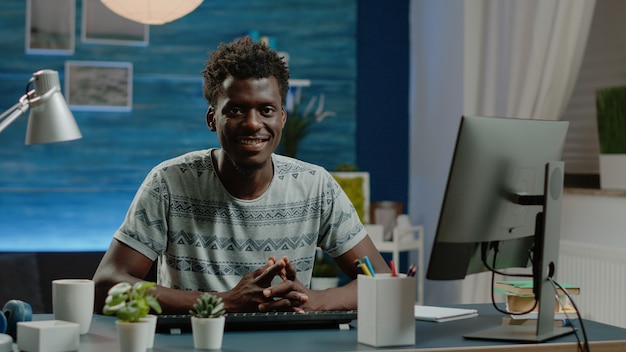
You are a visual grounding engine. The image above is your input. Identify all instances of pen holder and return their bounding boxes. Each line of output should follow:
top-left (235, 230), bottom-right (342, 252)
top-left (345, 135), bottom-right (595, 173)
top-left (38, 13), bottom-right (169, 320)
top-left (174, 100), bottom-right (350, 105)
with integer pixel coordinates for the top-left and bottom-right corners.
top-left (357, 273), bottom-right (416, 347)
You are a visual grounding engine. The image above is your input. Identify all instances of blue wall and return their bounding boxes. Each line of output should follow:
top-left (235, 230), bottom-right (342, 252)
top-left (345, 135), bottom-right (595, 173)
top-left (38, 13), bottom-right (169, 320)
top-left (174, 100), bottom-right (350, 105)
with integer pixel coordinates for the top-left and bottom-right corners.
top-left (0, 0), bottom-right (409, 251)
top-left (357, 0), bottom-right (410, 208)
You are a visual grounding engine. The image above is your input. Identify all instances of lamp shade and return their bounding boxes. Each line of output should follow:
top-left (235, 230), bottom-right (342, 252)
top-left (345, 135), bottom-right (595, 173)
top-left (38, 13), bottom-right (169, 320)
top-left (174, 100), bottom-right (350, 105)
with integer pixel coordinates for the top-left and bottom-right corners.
top-left (25, 70), bottom-right (82, 145)
top-left (100, 0), bottom-right (204, 25)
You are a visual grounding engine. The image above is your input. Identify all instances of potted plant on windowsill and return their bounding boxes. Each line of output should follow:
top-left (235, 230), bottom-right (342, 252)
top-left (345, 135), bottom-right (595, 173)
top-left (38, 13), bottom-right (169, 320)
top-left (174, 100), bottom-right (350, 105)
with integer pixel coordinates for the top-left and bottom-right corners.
top-left (190, 293), bottom-right (226, 350)
top-left (103, 281), bottom-right (162, 352)
top-left (596, 86), bottom-right (626, 190)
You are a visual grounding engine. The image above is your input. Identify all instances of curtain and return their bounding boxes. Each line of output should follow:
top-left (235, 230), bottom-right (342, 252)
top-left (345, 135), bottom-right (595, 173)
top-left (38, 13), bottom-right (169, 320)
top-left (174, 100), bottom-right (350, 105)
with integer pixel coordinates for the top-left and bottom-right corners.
top-left (464, 0), bottom-right (596, 121)
top-left (459, 0), bottom-right (596, 303)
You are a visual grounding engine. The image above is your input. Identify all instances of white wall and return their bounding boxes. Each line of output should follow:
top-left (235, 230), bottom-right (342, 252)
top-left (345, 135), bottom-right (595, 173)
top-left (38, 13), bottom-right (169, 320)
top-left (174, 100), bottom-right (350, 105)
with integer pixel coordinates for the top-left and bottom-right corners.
top-left (561, 192), bottom-right (626, 248)
top-left (410, 0), bottom-right (626, 306)
top-left (409, 0), bottom-right (466, 305)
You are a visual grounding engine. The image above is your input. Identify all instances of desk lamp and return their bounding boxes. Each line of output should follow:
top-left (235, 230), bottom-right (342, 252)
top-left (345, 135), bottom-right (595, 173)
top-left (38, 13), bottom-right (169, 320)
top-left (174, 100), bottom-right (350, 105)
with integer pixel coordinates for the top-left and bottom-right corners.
top-left (0, 69), bottom-right (81, 144)
top-left (0, 70), bottom-right (80, 346)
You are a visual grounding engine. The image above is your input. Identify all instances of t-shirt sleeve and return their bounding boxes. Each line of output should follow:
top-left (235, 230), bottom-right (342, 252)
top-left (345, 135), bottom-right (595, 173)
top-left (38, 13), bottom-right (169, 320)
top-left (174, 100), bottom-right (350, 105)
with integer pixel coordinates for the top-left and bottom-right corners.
top-left (113, 168), bottom-right (169, 261)
top-left (316, 171), bottom-right (368, 257)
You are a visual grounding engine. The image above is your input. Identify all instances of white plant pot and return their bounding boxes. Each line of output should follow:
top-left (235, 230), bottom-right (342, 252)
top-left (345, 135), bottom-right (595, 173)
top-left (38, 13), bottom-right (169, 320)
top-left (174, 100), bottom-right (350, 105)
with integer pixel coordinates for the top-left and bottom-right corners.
top-left (116, 320), bottom-right (150, 352)
top-left (141, 314), bottom-right (157, 349)
top-left (191, 316), bottom-right (225, 350)
top-left (599, 154), bottom-right (626, 190)
top-left (310, 277), bottom-right (339, 290)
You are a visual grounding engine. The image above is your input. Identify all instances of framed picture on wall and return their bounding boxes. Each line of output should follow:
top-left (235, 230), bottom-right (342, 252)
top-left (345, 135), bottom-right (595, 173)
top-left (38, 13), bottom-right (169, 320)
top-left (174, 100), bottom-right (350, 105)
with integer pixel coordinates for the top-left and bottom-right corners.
top-left (65, 61), bottom-right (133, 112)
top-left (81, 0), bottom-right (149, 46)
top-left (26, 0), bottom-right (75, 54)
top-left (330, 172), bottom-right (370, 224)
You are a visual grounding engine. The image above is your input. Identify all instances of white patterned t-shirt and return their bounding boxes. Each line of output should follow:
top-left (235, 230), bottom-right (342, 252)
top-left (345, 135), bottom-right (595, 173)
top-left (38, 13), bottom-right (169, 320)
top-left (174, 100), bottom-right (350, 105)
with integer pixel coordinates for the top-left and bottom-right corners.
top-left (113, 149), bottom-right (367, 292)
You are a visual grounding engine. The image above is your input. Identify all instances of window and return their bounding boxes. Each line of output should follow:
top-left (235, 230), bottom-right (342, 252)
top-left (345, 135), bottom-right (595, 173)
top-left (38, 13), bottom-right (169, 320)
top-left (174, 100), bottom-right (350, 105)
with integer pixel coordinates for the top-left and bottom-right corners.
top-left (561, 0), bottom-right (626, 187)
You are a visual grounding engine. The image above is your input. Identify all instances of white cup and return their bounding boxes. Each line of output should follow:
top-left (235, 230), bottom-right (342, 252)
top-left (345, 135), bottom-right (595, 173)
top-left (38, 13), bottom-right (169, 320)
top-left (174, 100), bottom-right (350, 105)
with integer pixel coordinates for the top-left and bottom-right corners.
top-left (52, 279), bottom-right (95, 335)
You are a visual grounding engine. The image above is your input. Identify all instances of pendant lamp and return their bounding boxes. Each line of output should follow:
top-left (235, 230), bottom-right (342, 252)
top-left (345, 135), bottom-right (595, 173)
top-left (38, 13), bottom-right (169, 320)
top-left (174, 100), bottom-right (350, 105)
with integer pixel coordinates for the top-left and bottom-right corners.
top-left (100, 0), bottom-right (203, 25)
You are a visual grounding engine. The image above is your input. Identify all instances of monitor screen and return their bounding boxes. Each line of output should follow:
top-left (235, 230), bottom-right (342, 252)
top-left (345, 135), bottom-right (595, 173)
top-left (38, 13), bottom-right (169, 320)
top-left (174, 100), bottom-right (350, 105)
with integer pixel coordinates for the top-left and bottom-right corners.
top-left (425, 115), bottom-right (572, 342)
top-left (427, 115), bottom-right (569, 281)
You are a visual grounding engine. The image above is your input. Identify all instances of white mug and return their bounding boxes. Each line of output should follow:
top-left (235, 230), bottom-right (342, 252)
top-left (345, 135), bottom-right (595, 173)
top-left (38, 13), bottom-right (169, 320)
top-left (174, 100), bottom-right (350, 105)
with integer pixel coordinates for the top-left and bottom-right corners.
top-left (52, 279), bottom-right (95, 335)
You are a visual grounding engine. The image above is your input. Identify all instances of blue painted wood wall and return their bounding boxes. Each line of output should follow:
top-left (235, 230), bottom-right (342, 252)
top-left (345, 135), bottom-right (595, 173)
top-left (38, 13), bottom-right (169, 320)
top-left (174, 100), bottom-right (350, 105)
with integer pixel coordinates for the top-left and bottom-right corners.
top-left (1, 0), bottom-right (356, 185)
top-left (0, 0), bottom-right (410, 251)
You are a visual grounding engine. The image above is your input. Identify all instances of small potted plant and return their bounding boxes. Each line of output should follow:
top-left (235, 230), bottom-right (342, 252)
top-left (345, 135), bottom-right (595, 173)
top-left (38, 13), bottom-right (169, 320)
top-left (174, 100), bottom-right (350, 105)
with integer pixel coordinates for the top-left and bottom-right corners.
top-left (103, 281), bottom-right (162, 352)
top-left (311, 249), bottom-right (340, 290)
top-left (190, 293), bottom-right (226, 350)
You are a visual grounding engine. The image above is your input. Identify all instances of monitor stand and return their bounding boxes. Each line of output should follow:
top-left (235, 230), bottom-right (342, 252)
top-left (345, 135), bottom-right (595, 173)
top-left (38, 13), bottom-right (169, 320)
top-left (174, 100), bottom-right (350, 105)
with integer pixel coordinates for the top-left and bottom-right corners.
top-left (465, 162), bottom-right (576, 343)
top-left (464, 324), bottom-right (574, 343)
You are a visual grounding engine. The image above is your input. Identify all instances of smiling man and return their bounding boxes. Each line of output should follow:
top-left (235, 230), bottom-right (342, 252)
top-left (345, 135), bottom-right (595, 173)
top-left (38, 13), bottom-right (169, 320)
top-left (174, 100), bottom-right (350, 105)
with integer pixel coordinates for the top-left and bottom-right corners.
top-left (93, 37), bottom-right (389, 315)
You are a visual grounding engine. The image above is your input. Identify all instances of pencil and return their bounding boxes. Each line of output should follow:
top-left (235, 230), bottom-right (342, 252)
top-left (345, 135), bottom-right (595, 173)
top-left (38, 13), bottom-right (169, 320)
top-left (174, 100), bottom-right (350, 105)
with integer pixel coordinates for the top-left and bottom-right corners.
top-left (390, 260), bottom-right (398, 277)
top-left (360, 262), bottom-right (373, 277)
top-left (363, 256), bottom-right (376, 277)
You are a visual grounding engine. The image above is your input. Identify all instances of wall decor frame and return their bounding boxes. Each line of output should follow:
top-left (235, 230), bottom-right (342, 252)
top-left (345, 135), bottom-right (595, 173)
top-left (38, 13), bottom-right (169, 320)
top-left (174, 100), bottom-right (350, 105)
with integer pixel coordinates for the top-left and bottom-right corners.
top-left (65, 61), bottom-right (133, 112)
top-left (331, 172), bottom-right (370, 224)
top-left (25, 0), bottom-right (75, 55)
top-left (81, 0), bottom-right (149, 46)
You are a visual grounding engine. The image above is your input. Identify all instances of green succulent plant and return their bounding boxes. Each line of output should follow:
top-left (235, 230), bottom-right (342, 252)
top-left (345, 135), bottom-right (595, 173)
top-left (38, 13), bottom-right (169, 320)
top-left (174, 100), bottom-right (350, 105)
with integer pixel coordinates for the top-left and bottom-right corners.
top-left (103, 281), bottom-right (162, 322)
top-left (190, 293), bottom-right (226, 319)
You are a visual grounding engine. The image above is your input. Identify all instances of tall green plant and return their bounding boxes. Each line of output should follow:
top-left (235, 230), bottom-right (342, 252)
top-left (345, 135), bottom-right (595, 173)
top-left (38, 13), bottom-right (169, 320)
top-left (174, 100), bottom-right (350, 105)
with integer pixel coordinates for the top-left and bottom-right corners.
top-left (596, 86), bottom-right (626, 154)
top-left (280, 92), bottom-right (335, 158)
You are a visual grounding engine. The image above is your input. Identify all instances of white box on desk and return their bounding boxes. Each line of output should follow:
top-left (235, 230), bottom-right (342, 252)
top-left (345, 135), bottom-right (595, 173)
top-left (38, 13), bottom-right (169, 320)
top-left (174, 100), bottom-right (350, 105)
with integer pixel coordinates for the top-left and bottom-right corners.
top-left (17, 320), bottom-right (80, 352)
top-left (357, 273), bottom-right (416, 347)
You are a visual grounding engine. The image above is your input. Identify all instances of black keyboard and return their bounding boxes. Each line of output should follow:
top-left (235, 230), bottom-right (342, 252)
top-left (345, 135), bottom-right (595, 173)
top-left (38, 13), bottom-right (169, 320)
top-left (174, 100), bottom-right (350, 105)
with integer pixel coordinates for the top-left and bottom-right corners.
top-left (156, 310), bottom-right (357, 333)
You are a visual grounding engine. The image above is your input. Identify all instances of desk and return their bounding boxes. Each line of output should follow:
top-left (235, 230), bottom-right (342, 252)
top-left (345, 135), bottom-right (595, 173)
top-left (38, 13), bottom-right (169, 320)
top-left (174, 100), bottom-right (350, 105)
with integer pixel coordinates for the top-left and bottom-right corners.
top-left (27, 305), bottom-right (626, 351)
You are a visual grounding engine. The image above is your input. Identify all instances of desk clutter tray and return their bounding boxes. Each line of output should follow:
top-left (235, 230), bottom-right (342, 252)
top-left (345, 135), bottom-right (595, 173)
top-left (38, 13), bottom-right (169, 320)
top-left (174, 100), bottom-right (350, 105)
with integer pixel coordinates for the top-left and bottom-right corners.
top-left (156, 310), bottom-right (357, 333)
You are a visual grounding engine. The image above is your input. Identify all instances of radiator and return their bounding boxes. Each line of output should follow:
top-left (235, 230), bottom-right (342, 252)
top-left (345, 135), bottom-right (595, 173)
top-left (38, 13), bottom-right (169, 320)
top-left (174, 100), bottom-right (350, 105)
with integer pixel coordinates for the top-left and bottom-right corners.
top-left (558, 240), bottom-right (626, 328)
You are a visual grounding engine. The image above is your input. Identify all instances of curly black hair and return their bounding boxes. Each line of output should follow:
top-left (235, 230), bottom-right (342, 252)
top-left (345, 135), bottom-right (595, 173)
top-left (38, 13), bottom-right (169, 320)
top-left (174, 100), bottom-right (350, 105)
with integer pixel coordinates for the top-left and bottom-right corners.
top-left (201, 36), bottom-right (290, 107)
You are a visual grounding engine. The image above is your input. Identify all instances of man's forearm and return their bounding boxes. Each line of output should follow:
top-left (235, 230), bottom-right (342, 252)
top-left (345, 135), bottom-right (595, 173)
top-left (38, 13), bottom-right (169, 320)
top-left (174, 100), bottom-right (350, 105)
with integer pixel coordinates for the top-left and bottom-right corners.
top-left (151, 285), bottom-right (203, 315)
top-left (308, 279), bottom-right (358, 311)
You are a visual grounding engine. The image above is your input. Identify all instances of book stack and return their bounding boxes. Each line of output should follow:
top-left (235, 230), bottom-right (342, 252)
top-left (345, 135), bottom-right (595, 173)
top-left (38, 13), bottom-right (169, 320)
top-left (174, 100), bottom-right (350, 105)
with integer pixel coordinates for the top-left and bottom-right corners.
top-left (494, 280), bottom-right (580, 325)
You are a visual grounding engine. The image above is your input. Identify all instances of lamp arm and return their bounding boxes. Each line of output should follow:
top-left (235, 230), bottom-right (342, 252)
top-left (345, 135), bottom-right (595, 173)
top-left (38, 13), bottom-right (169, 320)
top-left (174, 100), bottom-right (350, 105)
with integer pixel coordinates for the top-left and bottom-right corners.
top-left (0, 94), bottom-right (30, 134)
top-left (0, 87), bottom-right (59, 134)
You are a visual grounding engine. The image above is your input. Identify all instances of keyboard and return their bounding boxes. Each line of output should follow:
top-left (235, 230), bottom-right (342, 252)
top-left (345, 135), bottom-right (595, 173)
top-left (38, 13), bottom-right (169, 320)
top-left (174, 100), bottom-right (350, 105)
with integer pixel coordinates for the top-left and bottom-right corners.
top-left (156, 310), bottom-right (357, 333)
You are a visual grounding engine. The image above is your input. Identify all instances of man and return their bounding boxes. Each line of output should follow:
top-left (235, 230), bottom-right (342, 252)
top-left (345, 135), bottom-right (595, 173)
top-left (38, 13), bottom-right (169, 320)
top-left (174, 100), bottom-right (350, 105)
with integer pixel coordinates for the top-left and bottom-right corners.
top-left (93, 36), bottom-right (390, 314)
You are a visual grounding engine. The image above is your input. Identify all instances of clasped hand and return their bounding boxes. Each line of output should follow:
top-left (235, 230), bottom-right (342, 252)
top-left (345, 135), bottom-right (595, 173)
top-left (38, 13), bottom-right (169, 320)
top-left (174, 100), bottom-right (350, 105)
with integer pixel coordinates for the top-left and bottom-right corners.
top-left (224, 256), bottom-right (311, 313)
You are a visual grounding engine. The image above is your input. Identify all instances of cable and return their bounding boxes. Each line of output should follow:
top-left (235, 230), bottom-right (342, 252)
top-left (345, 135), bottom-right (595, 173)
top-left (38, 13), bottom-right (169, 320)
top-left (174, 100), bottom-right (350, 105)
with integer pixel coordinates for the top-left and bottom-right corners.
top-left (481, 242), bottom-right (533, 278)
top-left (549, 277), bottom-right (590, 352)
top-left (483, 242), bottom-right (590, 350)
top-left (484, 243), bottom-right (537, 316)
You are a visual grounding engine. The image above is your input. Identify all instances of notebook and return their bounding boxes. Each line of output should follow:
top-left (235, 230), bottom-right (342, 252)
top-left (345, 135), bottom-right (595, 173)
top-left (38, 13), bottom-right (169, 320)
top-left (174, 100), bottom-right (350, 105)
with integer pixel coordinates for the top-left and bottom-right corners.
top-left (414, 305), bottom-right (478, 323)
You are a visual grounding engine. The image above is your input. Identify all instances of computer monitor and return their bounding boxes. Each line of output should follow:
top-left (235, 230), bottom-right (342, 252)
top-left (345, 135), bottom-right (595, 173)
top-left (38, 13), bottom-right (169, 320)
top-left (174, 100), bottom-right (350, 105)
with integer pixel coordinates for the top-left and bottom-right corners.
top-left (426, 115), bottom-right (571, 342)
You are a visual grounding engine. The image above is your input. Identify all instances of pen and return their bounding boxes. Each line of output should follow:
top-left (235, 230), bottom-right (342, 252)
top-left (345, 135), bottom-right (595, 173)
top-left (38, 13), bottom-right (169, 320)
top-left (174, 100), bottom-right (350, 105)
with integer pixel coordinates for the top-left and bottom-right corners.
top-left (354, 259), bottom-right (365, 275)
top-left (390, 260), bottom-right (398, 277)
top-left (363, 256), bottom-right (376, 277)
top-left (407, 263), bottom-right (417, 277)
